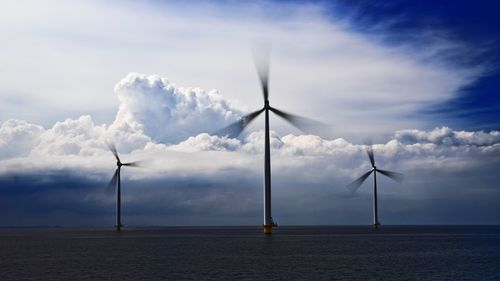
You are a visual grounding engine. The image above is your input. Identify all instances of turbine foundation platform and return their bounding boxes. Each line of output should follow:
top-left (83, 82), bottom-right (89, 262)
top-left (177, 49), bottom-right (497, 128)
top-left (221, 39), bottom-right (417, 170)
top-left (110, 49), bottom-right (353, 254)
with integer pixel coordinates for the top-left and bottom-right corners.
top-left (373, 222), bottom-right (380, 229)
top-left (263, 223), bottom-right (277, 234)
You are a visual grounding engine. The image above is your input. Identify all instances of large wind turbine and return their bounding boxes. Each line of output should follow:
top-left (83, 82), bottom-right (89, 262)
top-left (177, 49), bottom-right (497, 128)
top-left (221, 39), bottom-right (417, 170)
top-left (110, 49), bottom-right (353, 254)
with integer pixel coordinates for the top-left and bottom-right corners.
top-left (107, 143), bottom-right (140, 232)
top-left (217, 48), bottom-right (325, 234)
top-left (347, 143), bottom-right (403, 228)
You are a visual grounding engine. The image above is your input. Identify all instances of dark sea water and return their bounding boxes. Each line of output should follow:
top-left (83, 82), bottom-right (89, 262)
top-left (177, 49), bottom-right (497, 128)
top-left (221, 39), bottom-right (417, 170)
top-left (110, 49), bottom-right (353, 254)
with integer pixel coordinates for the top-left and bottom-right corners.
top-left (1, 225), bottom-right (499, 281)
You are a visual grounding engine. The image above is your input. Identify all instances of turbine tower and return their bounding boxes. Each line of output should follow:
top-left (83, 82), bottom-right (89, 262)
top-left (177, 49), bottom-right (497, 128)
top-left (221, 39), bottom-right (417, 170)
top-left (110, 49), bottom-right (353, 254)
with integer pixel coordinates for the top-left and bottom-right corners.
top-left (107, 143), bottom-right (140, 232)
top-left (347, 142), bottom-right (403, 228)
top-left (217, 46), bottom-right (325, 234)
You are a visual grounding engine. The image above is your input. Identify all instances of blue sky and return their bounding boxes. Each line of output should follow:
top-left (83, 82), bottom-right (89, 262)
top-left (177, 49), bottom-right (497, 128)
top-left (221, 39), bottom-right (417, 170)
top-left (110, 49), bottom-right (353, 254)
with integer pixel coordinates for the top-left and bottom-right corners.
top-left (0, 0), bottom-right (499, 227)
top-left (329, 0), bottom-right (500, 129)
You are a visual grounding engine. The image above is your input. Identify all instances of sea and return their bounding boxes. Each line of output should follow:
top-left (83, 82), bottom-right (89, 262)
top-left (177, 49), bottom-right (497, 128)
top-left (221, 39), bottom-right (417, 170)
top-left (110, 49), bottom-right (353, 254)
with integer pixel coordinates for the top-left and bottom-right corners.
top-left (1, 225), bottom-right (499, 280)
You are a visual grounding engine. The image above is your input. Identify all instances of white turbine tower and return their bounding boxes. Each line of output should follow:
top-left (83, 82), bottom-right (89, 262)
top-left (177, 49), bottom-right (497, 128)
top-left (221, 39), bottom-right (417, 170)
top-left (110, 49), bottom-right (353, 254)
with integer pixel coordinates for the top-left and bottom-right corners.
top-left (217, 44), bottom-right (326, 234)
top-left (107, 143), bottom-right (141, 232)
top-left (347, 142), bottom-right (403, 228)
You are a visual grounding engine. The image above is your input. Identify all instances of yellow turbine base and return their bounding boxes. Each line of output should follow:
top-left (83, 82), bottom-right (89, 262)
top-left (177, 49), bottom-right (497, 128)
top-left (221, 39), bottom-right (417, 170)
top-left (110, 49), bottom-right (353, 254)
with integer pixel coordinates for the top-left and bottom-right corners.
top-left (373, 222), bottom-right (380, 229)
top-left (263, 225), bottom-right (274, 234)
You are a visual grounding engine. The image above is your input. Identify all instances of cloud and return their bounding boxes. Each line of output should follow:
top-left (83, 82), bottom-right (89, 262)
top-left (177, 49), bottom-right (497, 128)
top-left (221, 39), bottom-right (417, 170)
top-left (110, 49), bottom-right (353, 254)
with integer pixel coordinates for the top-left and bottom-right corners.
top-left (171, 133), bottom-right (241, 152)
top-left (111, 73), bottom-right (243, 144)
top-left (0, 71), bottom-right (245, 160)
top-left (0, 1), bottom-right (489, 140)
top-left (0, 65), bottom-right (498, 226)
top-left (31, 116), bottom-right (108, 157)
top-left (1, 125), bottom-right (499, 226)
top-left (394, 127), bottom-right (500, 146)
top-left (2, 85), bottom-right (499, 173)
top-left (1, 72), bottom-right (498, 179)
top-left (0, 119), bottom-right (44, 159)
top-left (0, 1), bottom-right (498, 226)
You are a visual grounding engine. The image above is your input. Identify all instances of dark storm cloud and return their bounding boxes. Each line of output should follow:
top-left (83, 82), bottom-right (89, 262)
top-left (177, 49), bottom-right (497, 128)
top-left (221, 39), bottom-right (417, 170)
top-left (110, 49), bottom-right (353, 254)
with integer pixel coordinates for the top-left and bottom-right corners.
top-left (0, 169), bottom-right (265, 227)
top-left (0, 171), bottom-right (106, 226)
top-left (1, 146), bottom-right (500, 227)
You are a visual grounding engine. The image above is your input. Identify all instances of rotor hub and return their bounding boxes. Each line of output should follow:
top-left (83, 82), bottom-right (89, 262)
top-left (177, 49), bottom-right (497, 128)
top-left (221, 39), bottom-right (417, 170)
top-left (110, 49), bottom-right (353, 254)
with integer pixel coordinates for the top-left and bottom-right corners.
top-left (264, 100), bottom-right (270, 109)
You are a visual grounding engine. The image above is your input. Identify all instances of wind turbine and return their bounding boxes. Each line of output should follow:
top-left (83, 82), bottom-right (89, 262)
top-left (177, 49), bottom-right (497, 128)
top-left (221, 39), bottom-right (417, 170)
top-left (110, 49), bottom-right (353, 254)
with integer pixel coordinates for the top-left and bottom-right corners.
top-left (347, 142), bottom-right (403, 228)
top-left (107, 143), bottom-right (141, 232)
top-left (217, 46), bottom-right (326, 234)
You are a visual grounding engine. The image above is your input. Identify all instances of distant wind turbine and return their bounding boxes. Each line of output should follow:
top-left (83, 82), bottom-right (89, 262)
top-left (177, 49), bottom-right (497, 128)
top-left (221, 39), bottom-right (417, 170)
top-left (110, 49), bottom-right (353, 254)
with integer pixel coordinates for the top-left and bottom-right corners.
top-left (217, 44), bottom-right (327, 234)
top-left (347, 142), bottom-right (403, 228)
top-left (107, 143), bottom-right (141, 232)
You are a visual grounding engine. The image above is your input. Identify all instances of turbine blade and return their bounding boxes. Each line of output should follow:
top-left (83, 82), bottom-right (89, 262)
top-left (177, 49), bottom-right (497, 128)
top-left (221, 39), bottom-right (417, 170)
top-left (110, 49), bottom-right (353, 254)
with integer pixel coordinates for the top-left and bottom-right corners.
top-left (377, 169), bottom-right (404, 183)
top-left (252, 41), bottom-right (271, 101)
top-left (106, 168), bottom-right (119, 194)
top-left (269, 107), bottom-right (328, 135)
top-left (107, 142), bottom-right (121, 163)
top-left (214, 108), bottom-right (264, 138)
top-left (364, 140), bottom-right (375, 168)
top-left (346, 170), bottom-right (373, 193)
top-left (122, 160), bottom-right (142, 167)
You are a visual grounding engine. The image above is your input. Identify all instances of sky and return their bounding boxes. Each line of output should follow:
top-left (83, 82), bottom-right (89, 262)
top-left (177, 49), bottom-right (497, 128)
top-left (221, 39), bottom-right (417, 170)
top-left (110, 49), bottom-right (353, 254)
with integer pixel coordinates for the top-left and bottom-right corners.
top-left (0, 0), bottom-right (499, 227)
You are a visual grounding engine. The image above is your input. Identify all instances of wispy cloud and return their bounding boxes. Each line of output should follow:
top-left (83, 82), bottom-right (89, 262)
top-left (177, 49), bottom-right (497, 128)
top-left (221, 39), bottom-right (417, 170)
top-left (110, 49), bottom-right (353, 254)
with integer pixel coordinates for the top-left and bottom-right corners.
top-left (0, 1), bottom-right (487, 137)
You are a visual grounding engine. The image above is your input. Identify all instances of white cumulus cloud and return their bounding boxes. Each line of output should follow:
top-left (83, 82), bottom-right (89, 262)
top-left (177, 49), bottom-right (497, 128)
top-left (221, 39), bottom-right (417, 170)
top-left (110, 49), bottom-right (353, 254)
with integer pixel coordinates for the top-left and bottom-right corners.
top-left (0, 119), bottom-right (44, 159)
top-left (111, 73), bottom-right (243, 144)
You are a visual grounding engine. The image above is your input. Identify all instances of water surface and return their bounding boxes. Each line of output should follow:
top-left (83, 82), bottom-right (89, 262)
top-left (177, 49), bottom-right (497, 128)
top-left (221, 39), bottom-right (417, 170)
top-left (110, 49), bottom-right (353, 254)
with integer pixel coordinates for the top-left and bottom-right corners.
top-left (1, 225), bottom-right (499, 280)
